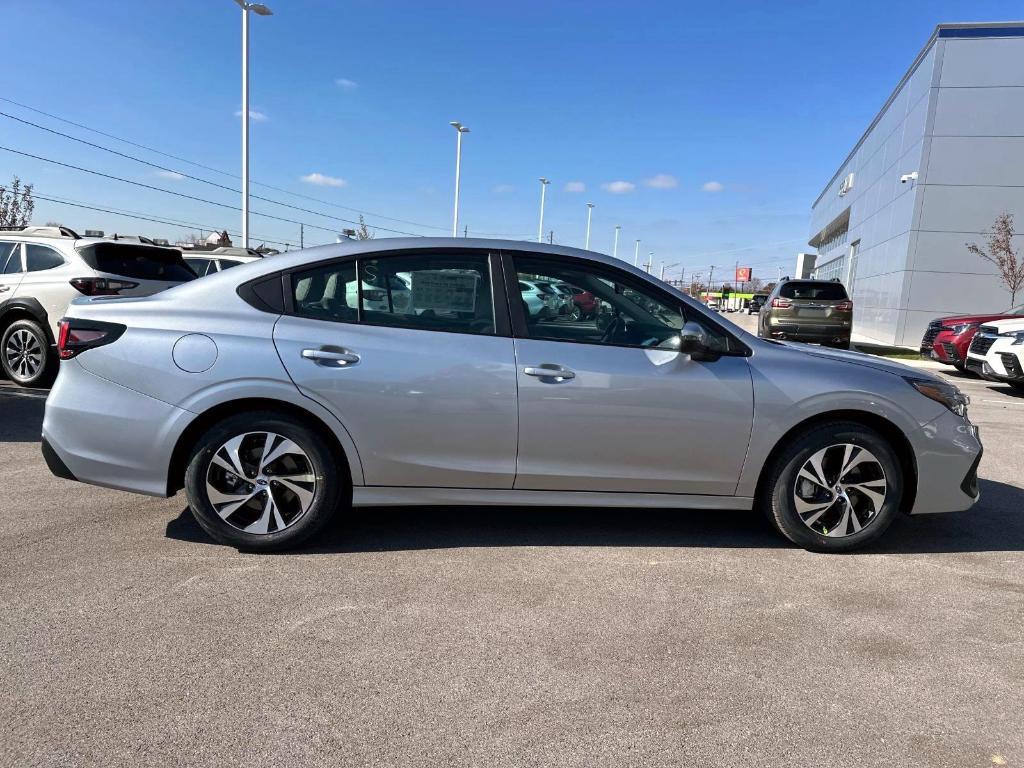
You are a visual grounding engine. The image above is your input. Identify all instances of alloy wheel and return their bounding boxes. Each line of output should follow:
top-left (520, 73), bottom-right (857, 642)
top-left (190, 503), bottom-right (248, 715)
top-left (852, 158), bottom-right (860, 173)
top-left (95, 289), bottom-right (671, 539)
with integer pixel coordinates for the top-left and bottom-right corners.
top-left (792, 443), bottom-right (887, 538)
top-left (4, 329), bottom-right (43, 381)
top-left (204, 431), bottom-right (317, 535)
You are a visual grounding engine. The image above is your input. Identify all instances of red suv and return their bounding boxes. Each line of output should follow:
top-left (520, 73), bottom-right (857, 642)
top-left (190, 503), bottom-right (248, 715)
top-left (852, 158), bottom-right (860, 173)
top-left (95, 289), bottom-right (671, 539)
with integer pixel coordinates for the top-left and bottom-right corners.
top-left (920, 303), bottom-right (1024, 371)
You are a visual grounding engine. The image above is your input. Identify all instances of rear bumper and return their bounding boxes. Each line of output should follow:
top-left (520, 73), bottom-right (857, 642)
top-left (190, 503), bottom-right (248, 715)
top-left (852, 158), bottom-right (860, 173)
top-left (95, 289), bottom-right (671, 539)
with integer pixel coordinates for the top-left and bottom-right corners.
top-left (42, 359), bottom-right (192, 497)
top-left (907, 409), bottom-right (983, 514)
top-left (766, 324), bottom-right (850, 343)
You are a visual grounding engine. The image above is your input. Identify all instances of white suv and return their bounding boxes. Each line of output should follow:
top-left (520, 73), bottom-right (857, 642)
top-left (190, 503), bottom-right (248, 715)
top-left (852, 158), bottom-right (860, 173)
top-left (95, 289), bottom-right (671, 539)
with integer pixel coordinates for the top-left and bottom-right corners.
top-left (965, 317), bottom-right (1024, 390)
top-left (0, 226), bottom-right (195, 387)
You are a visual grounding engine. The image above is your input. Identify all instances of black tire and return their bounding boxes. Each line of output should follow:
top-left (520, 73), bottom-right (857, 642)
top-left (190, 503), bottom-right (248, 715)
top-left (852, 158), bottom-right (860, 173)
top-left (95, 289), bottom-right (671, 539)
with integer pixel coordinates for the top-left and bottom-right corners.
top-left (1, 318), bottom-right (57, 388)
top-left (184, 411), bottom-right (345, 551)
top-left (760, 421), bottom-right (903, 553)
top-left (569, 305), bottom-right (583, 321)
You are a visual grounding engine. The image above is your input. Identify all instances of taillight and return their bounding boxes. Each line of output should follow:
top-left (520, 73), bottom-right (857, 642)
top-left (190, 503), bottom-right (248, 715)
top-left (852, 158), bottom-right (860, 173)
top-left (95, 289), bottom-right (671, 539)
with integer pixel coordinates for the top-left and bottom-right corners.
top-left (836, 300), bottom-right (853, 311)
top-left (69, 277), bottom-right (139, 296)
top-left (56, 318), bottom-right (126, 360)
top-left (772, 298), bottom-right (792, 308)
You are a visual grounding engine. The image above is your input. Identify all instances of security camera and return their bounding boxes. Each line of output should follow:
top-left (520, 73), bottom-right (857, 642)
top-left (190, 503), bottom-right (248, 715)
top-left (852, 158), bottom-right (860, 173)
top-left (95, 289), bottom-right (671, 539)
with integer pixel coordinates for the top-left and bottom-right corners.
top-left (900, 172), bottom-right (919, 184)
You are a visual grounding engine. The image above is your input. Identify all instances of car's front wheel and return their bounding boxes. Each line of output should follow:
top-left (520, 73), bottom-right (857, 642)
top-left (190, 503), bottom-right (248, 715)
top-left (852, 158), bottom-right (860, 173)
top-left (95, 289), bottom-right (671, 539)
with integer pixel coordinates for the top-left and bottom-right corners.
top-left (185, 412), bottom-right (344, 551)
top-left (1, 318), bottom-right (56, 388)
top-left (761, 422), bottom-right (902, 552)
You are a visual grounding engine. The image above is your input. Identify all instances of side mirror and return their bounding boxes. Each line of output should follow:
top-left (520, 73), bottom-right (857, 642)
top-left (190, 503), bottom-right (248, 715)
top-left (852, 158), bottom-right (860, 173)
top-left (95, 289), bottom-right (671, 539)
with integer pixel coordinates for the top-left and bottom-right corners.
top-left (678, 321), bottom-right (720, 362)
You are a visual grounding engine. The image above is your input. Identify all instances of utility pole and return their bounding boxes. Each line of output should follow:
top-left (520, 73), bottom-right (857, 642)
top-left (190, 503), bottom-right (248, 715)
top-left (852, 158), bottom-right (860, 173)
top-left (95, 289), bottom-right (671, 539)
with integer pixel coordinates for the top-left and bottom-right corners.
top-left (300, 222), bottom-right (304, 249)
top-left (464, 225), bottom-right (468, 238)
top-left (708, 265), bottom-right (716, 298)
top-left (548, 230), bottom-right (554, 244)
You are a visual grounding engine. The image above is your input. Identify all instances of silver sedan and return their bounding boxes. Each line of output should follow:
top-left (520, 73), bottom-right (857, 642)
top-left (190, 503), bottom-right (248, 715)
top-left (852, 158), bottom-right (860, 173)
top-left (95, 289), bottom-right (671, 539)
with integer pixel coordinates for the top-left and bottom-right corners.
top-left (42, 238), bottom-right (982, 552)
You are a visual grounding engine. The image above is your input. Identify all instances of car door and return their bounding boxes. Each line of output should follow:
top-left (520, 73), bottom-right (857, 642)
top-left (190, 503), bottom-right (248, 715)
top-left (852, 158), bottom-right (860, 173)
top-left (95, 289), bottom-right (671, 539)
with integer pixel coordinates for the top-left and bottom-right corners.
top-left (273, 249), bottom-right (520, 489)
top-left (0, 242), bottom-right (26, 301)
top-left (506, 252), bottom-right (754, 496)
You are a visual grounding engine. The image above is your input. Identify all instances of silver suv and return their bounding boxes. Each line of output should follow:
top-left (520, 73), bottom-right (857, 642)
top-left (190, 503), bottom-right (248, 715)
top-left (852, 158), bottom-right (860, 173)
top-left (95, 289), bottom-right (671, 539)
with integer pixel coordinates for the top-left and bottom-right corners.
top-left (42, 238), bottom-right (982, 553)
top-left (0, 226), bottom-right (195, 386)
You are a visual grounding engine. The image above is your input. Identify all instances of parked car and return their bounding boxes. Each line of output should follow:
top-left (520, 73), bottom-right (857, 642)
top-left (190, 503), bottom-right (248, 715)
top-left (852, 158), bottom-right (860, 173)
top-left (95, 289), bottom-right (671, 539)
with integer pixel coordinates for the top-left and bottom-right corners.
top-left (534, 280), bottom-right (572, 316)
top-left (758, 278), bottom-right (852, 348)
top-left (0, 225), bottom-right (195, 387)
top-left (519, 279), bottom-right (558, 319)
top-left (563, 284), bottom-right (598, 320)
top-left (43, 238), bottom-right (980, 554)
top-left (706, 299), bottom-right (720, 311)
top-left (919, 304), bottom-right (1024, 372)
top-left (964, 317), bottom-right (1024, 388)
top-left (747, 294), bottom-right (769, 314)
top-left (183, 247), bottom-right (264, 277)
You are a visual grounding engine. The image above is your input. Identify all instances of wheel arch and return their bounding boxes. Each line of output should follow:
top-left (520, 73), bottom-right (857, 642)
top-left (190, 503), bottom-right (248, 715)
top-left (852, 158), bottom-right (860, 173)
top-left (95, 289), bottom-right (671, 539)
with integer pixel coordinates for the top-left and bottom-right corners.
top-left (166, 397), bottom-right (356, 497)
top-left (0, 298), bottom-right (54, 345)
top-left (753, 409), bottom-right (918, 515)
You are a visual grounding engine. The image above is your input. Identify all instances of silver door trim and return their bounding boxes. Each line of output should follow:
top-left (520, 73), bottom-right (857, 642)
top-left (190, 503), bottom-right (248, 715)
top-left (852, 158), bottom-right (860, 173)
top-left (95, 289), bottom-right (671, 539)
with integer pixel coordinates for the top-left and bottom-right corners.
top-left (352, 486), bottom-right (754, 510)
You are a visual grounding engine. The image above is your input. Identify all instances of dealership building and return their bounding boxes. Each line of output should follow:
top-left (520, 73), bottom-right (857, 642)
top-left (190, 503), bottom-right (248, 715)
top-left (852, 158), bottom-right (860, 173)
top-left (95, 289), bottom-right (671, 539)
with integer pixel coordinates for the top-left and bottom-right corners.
top-left (807, 21), bottom-right (1024, 346)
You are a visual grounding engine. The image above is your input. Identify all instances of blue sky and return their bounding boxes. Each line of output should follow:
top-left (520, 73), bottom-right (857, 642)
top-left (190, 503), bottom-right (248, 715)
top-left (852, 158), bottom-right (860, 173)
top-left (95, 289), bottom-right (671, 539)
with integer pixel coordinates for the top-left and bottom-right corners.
top-left (1, 0), bottom-right (1017, 281)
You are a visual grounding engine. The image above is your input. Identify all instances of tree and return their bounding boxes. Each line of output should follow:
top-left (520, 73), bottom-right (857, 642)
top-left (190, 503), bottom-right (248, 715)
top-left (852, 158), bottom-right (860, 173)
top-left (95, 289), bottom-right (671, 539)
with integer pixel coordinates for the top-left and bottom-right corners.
top-left (355, 215), bottom-right (374, 240)
top-left (0, 176), bottom-right (34, 228)
top-left (967, 212), bottom-right (1024, 305)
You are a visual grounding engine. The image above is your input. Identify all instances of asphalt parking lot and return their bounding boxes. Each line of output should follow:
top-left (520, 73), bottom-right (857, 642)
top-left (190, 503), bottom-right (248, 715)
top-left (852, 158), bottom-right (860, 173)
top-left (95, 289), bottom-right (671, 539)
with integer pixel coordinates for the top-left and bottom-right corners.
top-left (2, 320), bottom-right (1023, 767)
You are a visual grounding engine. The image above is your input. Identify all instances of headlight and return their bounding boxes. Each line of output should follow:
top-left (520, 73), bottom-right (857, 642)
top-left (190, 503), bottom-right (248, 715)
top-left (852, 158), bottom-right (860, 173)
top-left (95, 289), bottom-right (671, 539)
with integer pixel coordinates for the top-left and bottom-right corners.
top-left (948, 322), bottom-right (976, 335)
top-left (904, 376), bottom-right (969, 417)
top-left (1001, 330), bottom-right (1024, 346)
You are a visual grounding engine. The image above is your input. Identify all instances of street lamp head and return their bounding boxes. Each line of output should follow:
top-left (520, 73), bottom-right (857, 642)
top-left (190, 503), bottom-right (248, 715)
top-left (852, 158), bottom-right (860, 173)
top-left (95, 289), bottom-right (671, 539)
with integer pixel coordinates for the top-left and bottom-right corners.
top-left (539, 177), bottom-right (550, 185)
top-left (250, 4), bottom-right (273, 15)
top-left (450, 121), bottom-right (470, 133)
top-left (586, 202), bottom-right (595, 209)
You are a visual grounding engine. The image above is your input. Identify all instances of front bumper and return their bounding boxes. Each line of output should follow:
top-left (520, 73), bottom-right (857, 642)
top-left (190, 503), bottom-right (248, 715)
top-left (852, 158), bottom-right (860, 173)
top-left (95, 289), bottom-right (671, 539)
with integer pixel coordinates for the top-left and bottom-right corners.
top-left (42, 359), bottom-right (193, 497)
top-left (907, 409), bottom-right (983, 514)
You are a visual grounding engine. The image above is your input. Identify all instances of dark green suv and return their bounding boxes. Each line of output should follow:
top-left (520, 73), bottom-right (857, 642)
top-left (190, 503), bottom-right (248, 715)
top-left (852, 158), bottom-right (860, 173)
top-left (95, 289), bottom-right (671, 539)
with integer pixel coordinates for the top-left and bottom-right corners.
top-left (758, 278), bottom-right (852, 348)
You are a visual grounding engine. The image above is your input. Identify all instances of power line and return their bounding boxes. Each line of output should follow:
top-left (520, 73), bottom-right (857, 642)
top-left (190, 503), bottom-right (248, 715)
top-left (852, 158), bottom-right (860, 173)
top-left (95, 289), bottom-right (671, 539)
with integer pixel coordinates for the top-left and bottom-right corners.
top-left (0, 98), bottom-right (547, 240)
top-left (0, 144), bottom-right (420, 238)
top-left (32, 192), bottom-right (299, 248)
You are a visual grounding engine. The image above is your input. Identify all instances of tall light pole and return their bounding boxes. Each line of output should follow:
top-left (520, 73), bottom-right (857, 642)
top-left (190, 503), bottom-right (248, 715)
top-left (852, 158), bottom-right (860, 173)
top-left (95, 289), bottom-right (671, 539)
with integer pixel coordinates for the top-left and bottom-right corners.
top-left (449, 122), bottom-right (470, 237)
top-left (633, 239), bottom-right (641, 266)
top-left (233, 0), bottom-right (273, 248)
top-left (584, 202), bottom-right (595, 250)
top-left (613, 225), bottom-right (621, 259)
top-left (537, 178), bottom-right (550, 243)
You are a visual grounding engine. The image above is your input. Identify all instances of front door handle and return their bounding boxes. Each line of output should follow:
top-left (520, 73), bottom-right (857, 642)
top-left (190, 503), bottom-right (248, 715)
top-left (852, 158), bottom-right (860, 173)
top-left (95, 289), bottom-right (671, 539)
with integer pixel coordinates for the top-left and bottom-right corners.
top-left (523, 364), bottom-right (576, 381)
top-left (0, 286), bottom-right (9, 293)
top-left (302, 347), bottom-right (360, 366)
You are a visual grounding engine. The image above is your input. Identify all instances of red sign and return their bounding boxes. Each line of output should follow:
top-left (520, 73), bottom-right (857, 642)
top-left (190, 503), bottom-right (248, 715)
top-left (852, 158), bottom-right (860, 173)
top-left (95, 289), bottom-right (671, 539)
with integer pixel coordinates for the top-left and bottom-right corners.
top-left (736, 266), bottom-right (752, 282)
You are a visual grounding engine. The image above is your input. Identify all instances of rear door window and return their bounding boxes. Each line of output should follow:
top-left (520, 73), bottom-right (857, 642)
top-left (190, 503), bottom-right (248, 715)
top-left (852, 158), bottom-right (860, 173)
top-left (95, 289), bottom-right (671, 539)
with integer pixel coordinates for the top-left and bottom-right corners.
top-left (76, 243), bottom-right (195, 282)
top-left (0, 242), bottom-right (20, 274)
top-left (25, 244), bottom-right (66, 272)
top-left (779, 282), bottom-right (848, 301)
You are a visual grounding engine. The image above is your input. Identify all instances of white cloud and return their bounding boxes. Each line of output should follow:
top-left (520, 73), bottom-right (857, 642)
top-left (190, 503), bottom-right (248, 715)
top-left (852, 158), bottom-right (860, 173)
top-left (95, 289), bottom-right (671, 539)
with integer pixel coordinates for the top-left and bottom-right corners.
top-left (492, 184), bottom-right (516, 193)
top-left (565, 181), bottom-right (586, 193)
top-left (643, 173), bottom-right (679, 189)
top-left (155, 170), bottom-right (185, 181)
top-left (702, 180), bottom-right (725, 193)
top-left (601, 180), bottom-right (636, 194)
top-left (300, 172), bottom-right (347, 187)
top-left (335, 78), bottom-right (359, 91)
top-left (235, 109), bottom-right (268, 122)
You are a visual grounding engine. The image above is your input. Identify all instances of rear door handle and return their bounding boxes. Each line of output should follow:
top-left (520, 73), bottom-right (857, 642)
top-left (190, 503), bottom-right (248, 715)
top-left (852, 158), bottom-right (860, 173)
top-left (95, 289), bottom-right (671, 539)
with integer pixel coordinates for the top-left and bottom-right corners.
top-left (0, 286), bottom-right (9, 293)
top-left (523, 364), bottom-right (575, 381)
top-left (302, 347), bottom-right (360, 366)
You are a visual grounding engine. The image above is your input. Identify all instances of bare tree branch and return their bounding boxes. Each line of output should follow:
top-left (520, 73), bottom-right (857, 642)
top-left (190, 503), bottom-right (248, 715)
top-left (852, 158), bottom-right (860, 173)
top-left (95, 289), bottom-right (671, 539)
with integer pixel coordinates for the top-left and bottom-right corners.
top-left (967, 212), bottom-right (1023, 305)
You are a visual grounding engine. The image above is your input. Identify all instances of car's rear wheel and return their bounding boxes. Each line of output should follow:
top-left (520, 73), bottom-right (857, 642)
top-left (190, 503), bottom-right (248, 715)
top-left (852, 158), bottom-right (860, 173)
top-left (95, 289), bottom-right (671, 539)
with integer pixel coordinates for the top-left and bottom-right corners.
top-left (761, 421), bottom-right (902, 552)
top-left (185, 412), bottom-right (344, 551)
top-left (1, 319), bottom-right (56, 388)
top-left (569, 305), bottom-right (583, 321)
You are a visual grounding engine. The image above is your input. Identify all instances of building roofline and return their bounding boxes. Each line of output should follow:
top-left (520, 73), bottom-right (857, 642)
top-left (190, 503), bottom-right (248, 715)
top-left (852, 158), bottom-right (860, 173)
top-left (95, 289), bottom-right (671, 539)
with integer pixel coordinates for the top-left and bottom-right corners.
top-left (811, 21), bottom-right (1024, 209)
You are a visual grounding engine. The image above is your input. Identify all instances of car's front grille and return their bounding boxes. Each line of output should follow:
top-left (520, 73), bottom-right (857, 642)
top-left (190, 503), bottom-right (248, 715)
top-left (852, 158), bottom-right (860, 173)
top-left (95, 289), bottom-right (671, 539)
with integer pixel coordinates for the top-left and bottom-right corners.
top-left (970, 334), bottom-right (996, 356)
top-left (920, 321), bottom-right (942, 351)
top-left (942, 342), bottom-right (960, 362)
top-left (1001, 353), bottom-right (1023, 379)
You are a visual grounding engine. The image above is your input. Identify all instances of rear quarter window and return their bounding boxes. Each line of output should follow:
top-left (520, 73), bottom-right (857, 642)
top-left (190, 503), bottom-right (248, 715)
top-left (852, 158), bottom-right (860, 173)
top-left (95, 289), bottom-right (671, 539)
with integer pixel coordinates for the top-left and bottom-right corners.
top-left (76, 243), bottom-right (195, 282)
top-left (779, 282), bottom-right (848, 300)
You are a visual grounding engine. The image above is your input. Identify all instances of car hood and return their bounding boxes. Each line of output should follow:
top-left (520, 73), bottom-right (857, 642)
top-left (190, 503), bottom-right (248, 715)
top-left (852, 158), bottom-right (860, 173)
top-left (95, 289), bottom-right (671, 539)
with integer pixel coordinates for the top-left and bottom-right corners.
top-left (935, 312), bottom-right (1018, 326)
top-left (772, 340), bottom-right (943, 382)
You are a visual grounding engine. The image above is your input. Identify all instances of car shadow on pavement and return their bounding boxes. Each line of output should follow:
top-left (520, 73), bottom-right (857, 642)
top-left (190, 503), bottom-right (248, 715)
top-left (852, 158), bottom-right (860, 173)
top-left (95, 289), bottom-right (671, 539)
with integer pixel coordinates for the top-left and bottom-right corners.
top-left (0, 384), bottom-right (47, 442)
top-left (165, 478), bottom-right (1024, 555)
